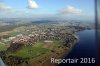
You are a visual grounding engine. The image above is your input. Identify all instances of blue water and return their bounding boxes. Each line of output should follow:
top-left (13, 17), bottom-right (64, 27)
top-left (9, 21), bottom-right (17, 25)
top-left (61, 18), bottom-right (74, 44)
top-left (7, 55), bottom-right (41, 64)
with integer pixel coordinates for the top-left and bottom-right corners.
top-left (59, 30), bottom-right (96, 66)
top-left (0, 58), bottom-right (5, 66)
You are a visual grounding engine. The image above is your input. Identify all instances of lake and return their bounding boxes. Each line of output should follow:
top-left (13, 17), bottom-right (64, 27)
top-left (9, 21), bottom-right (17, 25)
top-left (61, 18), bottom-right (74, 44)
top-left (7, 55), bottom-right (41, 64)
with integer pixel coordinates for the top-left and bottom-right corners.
top-left (0, 57), bottom-right (5, 66)
top-left (59, 29), bottom-right (97, 66)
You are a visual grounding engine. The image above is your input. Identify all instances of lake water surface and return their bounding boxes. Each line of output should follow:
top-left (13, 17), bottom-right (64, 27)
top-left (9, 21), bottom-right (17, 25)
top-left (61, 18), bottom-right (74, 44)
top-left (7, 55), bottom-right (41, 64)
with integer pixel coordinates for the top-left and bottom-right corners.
top-left (0, 57), bottom-right (5, 66)
top-left (59, 29), bottom-right (96, 66)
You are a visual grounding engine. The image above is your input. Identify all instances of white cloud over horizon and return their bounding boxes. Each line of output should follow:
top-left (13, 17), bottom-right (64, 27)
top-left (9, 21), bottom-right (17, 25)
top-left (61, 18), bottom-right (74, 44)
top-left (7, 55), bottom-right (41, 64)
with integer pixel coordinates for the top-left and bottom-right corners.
top-left (0, 3), bottom-right (33, 17)
top-left (59, 5), bottom-right (83, 15)
top-left (28, 0), bottom-right (39, 9)
top-left (0, 3), bottom-right (12, 11)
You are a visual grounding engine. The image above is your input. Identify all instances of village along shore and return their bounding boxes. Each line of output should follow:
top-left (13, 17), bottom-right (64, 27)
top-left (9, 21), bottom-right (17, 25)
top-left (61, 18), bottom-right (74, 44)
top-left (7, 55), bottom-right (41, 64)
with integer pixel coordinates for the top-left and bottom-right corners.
top-left (0, 25), bottom-right (80, 66)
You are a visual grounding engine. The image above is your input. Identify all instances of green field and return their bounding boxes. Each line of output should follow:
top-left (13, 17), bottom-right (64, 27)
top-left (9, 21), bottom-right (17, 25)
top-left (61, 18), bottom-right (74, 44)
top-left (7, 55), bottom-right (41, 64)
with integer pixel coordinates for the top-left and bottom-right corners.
top-left (11, 40), bottom-right (63, 59)
top-left (0, 44), bottom-right (7, 51)
top-left (13, 46), bottom-right (50, 58)
top-left (33, 41), bottom-right (45, 47)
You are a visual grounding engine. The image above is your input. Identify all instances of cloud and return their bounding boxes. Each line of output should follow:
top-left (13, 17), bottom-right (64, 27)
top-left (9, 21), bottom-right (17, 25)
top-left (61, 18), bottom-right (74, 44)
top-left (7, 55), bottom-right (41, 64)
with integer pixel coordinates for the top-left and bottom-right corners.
top-left (0, 3), bottom-right (33, 17)
top-left (59, 6), bottom-right (83, 15)
top-left (28, 0), bottom-right (39, 9)
top-left (0, 3), bottom-right (12, 11)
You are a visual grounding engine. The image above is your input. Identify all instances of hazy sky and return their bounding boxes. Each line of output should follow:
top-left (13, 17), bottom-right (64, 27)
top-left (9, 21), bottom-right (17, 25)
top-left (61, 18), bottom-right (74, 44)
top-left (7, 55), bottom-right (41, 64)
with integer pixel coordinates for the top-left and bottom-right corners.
top-left (0, 0), bottom-right (95, 20)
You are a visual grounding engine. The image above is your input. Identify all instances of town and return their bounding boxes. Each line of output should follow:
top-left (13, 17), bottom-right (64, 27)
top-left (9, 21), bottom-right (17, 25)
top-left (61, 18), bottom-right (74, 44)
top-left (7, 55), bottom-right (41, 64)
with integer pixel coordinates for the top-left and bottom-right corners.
top-left (0, 24), bottom-right (77, 66)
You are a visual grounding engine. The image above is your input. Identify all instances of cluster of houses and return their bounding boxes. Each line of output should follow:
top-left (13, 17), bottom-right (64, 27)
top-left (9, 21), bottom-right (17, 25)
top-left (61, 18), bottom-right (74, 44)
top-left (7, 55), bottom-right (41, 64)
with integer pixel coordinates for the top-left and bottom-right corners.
top-left (11, 28), bottom-right (68, 46)
top-left (0, 27), bottom-right (76, 52)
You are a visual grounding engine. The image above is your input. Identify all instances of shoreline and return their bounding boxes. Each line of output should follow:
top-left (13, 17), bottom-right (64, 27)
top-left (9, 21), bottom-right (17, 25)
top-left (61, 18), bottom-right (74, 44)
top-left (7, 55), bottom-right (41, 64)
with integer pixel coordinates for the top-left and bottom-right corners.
top-left (42, 40), bottom-right (77, 66)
